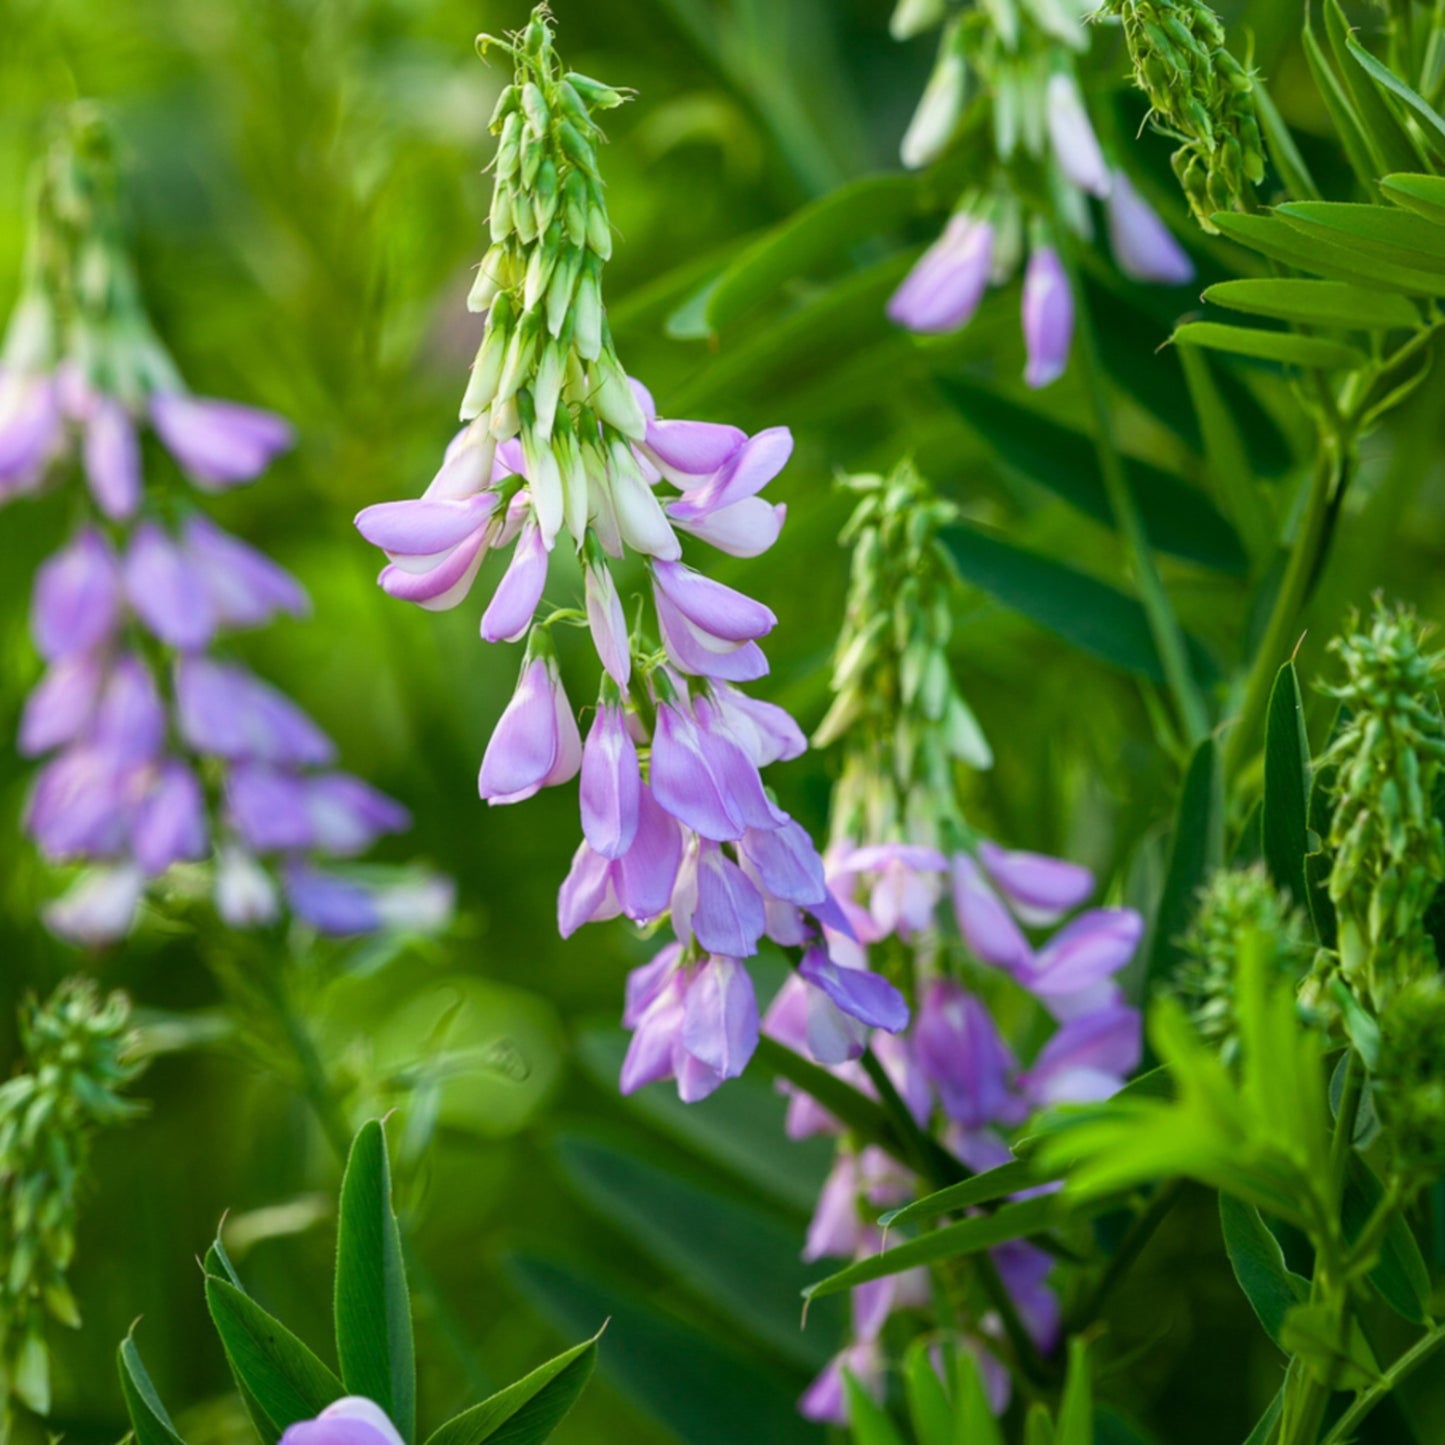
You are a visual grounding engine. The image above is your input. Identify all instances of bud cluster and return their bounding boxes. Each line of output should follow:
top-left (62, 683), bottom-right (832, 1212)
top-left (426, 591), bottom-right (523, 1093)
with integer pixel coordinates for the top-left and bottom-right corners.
top-left (0, 979), bottom-right (142, 1421)
top-left (815, 460), bottom-right (990, 849)
top-left (1102, 0), bottom-right (1265, 231)
top-left (1375, 976), bottom-right (1445, 1183)
top-left (1322, 603), bottom-right (1445, 1009)
top-left (1174, 863), bottom-right (1313, 1058)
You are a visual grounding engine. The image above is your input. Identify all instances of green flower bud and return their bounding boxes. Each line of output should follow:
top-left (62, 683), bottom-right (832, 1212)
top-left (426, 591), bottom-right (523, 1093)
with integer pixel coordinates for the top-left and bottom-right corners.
top-left (566, 71), bottom-right (628, 109)
top-left (522, 80), bottom-right (551, 140)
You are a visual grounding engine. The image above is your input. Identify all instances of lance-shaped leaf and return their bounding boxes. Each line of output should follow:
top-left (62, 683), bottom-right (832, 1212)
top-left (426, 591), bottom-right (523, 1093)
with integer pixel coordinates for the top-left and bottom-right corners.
top-left (1324, 0), bottom-right (1425, 175)
top-left (202, 1241), bottom-right (275, 1442)
top-left (1202, 279), bottom-right (1420, 331)
top-left (1303, 14), bottom-right (1382, 191)
top-left (1344, 1155), bottom-right (1432, 1325)
top-left (205, 1275), bottom-right (343, 1428)
top-left (1275, 202), bottom-right (1445, 274)
top-left (1381, 172), bottom-right (1445, 226)
top-left (1219, 1196), bottom-right (1309, 1348)
top-left (878, 1158), bottom-right (1040, 1230)
top-left (901, 1339), bottom-right (952, 1445)
top-left (1346, 36), bottom-right (1445, 158)
top-left (1056, 1338), bottom-right (1093, 1445)
top-left (951, 1347), bottom-right (1006, 1445)
top-left (423, 1330), bottom-right (602, 1445)
top-left (1262, 661), bottom-right (1311, 909)
top-left (843, 1373), bottom-right (908, 1445)
top-left (335, 1120), bottom-right (416, 1439)
top-left (118, 1331), bottom-right (187, 1445)
top-left (1171, 322), bottom-right (1367, 372)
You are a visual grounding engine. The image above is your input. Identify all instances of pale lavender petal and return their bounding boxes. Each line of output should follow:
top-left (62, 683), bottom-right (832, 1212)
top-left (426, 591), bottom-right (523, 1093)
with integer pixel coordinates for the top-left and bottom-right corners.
top-left (1022, 908), bottom-right (1143, 998)
top-left (1107, 168), bottom-right (1195, 285)
top-left (92, 656), bottom-right (167, 763)
top-left (0, 369), bottom-right (62, 485)
top-left (688, 842), bottom-right (766, 957)
top-left (355, 494), bottom-right (497, 555)
top-left (1023, 1001), bottom-right (1141, 1107)
top-left (43, 864), bottom-right (145, 946)
top-left (31, 528), bottom-right (122, 660)
top-left (283, 863), bottom-right (381, 935)
top-left (151, 393), bottom-right (294, 487)
top-left (175, 657), bottom-right (335, 766)
top-left (19, 655), bottom-right (104, 756)
top-left (557, 841), bottom-right (622, 937)
top-left (804, 1155), bottom-right (863, 1261)
top-left (915, 980), bottom-right (1023, 1129)
top-left (977, 838), bottom-right (1093, 924)
top-left (650, 702), bottom-right (744, 841)
top-left (124, 521), bottom-right (216, 650)
top-left (26, 748), bottom-right (133, 859)
top-left (652, 560), bottom-right (775, 641)
top-left (1022, 246), bottom-right (1073, 390)
top-left (615, 783), bottom-right (683, 920)
top-left (656, 591), bottom-right (770, 682)
top-left (1046, 72), bottom-right (1110, 198)
top-left (580, 703), bottom-right (640, 859)
top-left (691, 696), bottom-right (787, 832)
top-left (669, 427), bottom-right (793, 520)
top-left (228, 763), bottom-right (313, 852)
top-left (584, 560), bottom-right (631, 686)
top-left (478, 657), bottom-right (564, 804)
top-left (739, 818), bottom-right (827, 905)
top-left (672, 496), bottom-right (786, 558)
top-left (183, 516), bottom-right (309, 627)
top-left (887, 215), bottom-right (993, 334)
top-left (131, 760), bottom-right (208, 874)
top-left (623, 943), bottom-right (684, 1027)
top-left (681, 954), bottom-right (758, 1081)
top-left (620, 968), bottom-right (687, 1094)
top-left (303, 773), bottom-right (410, 855)
top-left (712, 685), bottom-right (807, 766)
top-left (83, 395), bottom-right (142, 519)
top-left (279, 1399), bottom-right (406, 1445)
top-left (379, 528), bottom-right (489, 610)
top-left (481, 521), bottom-right (549, 642)
top-left (799, 947), bottom-right (910, 1033)
top-left (951, 853), bottom-right (1032, 970)
top-left (215, 846), bottom-right (280, 926)
top-left (643, 417), bottom-right (746, 477)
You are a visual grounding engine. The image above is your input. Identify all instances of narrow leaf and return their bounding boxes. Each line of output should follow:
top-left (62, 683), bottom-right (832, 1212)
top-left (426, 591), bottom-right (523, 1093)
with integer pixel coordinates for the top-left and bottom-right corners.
top-left (1326, 0), bottom-right (1426, 175)
top-left (952, 1347), bottom-right (1005, 1445)
top-left (205, 1276), bottom-right (343, 1428)
top-left (1344, 1155), bottom-right (1432, 1324)
top-left (1172, 322), bottom-right (1368, 371)
top-left (879, 1159), bottom-right (1040, 1230)
top-left (843, 1372), bottom-right (908, 1445)
top-left (1346, 36), bottom-right (1445, 157)
top-left (1056, 1338), bottom-right (1092, 1445)
top-left (1241, 1385), bottom-right (1284, 1445)
top-left (1219, 1196), bottom-right (1308, 1347)
top-left (336, 1121), bottom-right (416, 1439)
top-left (1303, 16), bottom-right (1384, 191)
top-left (201, 1241), bottom-right (280, 1442)
top-left (940, 523), bottom-right (1216, 686)
top-left (1202, 278), bottom-right (1419, 331)
top-left (901, 1339), bottom-right (951, 1445)
top-left (1262, 662), bottom-right (1311, 908)
top-left (423, 1333), bottom-right (601, 1445)
top-left (1381, 171), bottom-right (1445, 225)
top-left (118, 1334), bottom-right (186, 1445)
top-left (1276, 201), bottom-right (1445, 273)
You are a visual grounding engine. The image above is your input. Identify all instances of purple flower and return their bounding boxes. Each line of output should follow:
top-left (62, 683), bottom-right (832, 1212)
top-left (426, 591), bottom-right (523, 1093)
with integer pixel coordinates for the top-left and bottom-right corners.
top-left (1019, 999), bottom-right (1142, 1108)
top-left (31, 528), bottom-right (122, 660)
top-left (283, 862), bottom-right (382, 935)
top-left (477, 654), bottom-right (581, 805)
top-left (712, 684), bottom-right (807, 766)
top-left (92, 656), bottom-right (168, 764)
top-left (584, 558), bottom-right (631, 686)
top-left (131, 761), bottom-right (208, 874)
top-left (481, 518), bottom-right (549, 642)
top-left (653, 569), bottom-right (771, 682)
top-left (82, 395), bottom-right (142, 519)
top-left (738, 818), bottom-right (827, 906)
top-left (994, 1239), bottom-right (1062, 1351)
top-left (182, 516), bottom-right (309, 628)
top-left (0, 369), bottom-right (62, 494)
top-left (1045, 73), bottom-right (1110, 199)
top-left (840, 842), bottom-right (948, 939)
top-left (951, 852), bottom-right (1031, 970)
top-left (799, 1339), bottom-right (883, 1426)
top-left (27, 748), bottom-right (134, 860)
top-left (665, 427), bottom-right (794, 524)
top-left (671, 495), bottom-right (787, 558)
top-left (672, 839), bottom-right (767, 958)
top-left (887, 213), bottom-right (994, 335)
top-left (1017, 908), bottom-right (1143, 1002)
top-left (43, 864), bottom-right (145, 946)
top-left (124, 521), bottom-right (217, 651)
top-left (1022, 246), bottom-right (1073, 390)
top-left (19, 655), bottom-right (105, 756)
top-left (976, 839), bottom-right (1093, 925)
top-left (175, 657), bottom-right (336, 766)
top-left (1106, 168), bottom-right (1195, 286)
top-left (558, 782), bottom-right (682, 934)
top-left (799, 947), bottom-right (910, 1033)
top-left (279, 1397), bottom-right (405, 1445)
top-left (302, 773), bottom-right (411, 855)
top-left (579, 702), bottom-right (640, 859)
top-left (640, 415), bottom-right (746, 486)
top-left (915, 980), bottom-right (1025, 1129)
top-left (150, 393), bottom-right (294, 489)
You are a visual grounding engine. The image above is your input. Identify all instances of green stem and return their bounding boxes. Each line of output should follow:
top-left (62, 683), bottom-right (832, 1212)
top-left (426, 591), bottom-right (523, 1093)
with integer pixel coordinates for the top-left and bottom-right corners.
top-left (1320, 1324), bottom-right (1445, 1445)
top-left (1057, 234), bottom-right (1211, 745)
top-left (1225, 439), bottom-right (1342, 777)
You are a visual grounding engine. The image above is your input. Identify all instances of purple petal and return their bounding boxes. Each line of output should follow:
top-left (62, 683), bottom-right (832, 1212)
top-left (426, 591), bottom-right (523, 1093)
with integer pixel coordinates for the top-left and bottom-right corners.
top-left (175, 657), bottom-right (335, 766)
top-left (379, 528), bottom-right (490, 610)
top-left (620, 966), bottom-right (687, 1094)
top-left (914, 979), bottom-right (1022, 1129)
top-left (124, 521), bottom-right (217, 651)
top-left (739, 818), bottom-right (827, 905)
top-left (584, 560), bottom-right (631, 687)
top-left (303, 773), bottom-right (410, 855)
top-left (624, 943), bottom-right (684, 1027)
top-left (615, 782), bottom-right (683, 920)
top-left (650, 702), bottom-right (745, 841)
top-left (478, 657), bottom-right (573, 804)
top-left (283, 863), bottom-right (381, 935)
top-left (31, 528), bottom-right (122, 660)
top-left (652, 561), bottom-right (776, 641)
top-left (1107, 168), bottom-right (1195, 286)
top-left (668, 427), bottom-right (793, 520)
top-left (691, 696), bottom-right (787, 832)
top-left (804, 1155), bottom-right (865, 1261)
top-left (1024, 1001), bottom-right (1141, 1107)
top-left (355, 494), bottom-right (497, 555)
top-left (656, 590), bottom-right (770, 682)
top-left (580, 703), bottom-right (641, 859)
top-left (43, 864), bottom-right (145, 946)
top-left (131, 760), bottom-right (208, 874)
top-left (1045, 73), bottom-right (1110, 198)
top-left (92, 655), bottom-right (168, 764)
top-left (672, 496), bottom-right (787, 558)
top-left (0, 369), bottom-right (62, 485)
top-left (887, 215), bottom-right (993, 334)
top-left (686, 842), bottom-right (766, 958)
top-left (951, 853), bottom-right (1031, 970)
top-left (19, 655), bottom-right (105, 756)
top-left (643, 417), bottom-right (746, 477)
top-left (26, 748), bottom-right (134, 859)
top-left (1022, 246), bottom-right (1073, 390)
top-left (977, 838), bottom-right (1093, 924)
top-left (228, 763), bottom-right (314, 852)
top-left (83, 395), bottom-right (142, 519)
top-left (279, 1400), bottom-right (405, 1445)
top-left (183, 516), bottom-right (309, 628)
top-left (798, 947), bottom-right (910, 1033)
top-left (1022, 908), bottom-right (1143, 997)
top-left (481, 522), bottom-right (549, 643)
top-left (681, 954), bottom-right (758, 1080)
top-left (711, 685), bottom-right (807, 766)
top-left (151, 393), bottom-right (294, 487)
top-left (557, 841), bottom-right (622, 937)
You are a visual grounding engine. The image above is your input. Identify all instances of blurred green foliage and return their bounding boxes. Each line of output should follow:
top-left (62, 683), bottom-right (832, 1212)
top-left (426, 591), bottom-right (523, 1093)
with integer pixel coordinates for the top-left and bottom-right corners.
top-left (3, 1), bottom-right (1445, 1443)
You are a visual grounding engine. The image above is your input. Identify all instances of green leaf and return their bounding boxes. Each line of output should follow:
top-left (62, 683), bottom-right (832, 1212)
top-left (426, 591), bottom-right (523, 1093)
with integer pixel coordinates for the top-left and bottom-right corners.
top-left (951, 1347), bottom-right (1005, 1445)
top-left (1346, 36), bottom-right (1445, 158)
top-left (1344, 1155), bottom-right (1433, 1324)
top-left (1303, 14), bottom-right (1383, 191)
top-left (1280, 1301), bottom-right (1381, 1390)
top-left (669, 173), bottom-right (919, 337)
top-left (843, 1372), bottom-right (907, 1445)
top-left (1241, 1385), bottom-right (1284, 1445)
top-left (1262, 662), bottom-right (1311, 909)
top-left (1326, 0), bottom-right (1425, 175)
top-left (1276, 202), bottom-right (1445, 274)
top-left (901, 1339), bottom-right (951, 1445)
top-left (1056, 1338), bottom-right (1092, 1445)
top-left (1213, 213), bottom-right (1445, 297)
top-left (935, 377), bottom-right (1246, 573)
top-left (1381, 172), bottom-right (1445, 226)
top-left (1026, 1404), bottom-right (1056, 1445)
top-left (423, 1332), bottom-right (601, 1445)
top-left (939, 523), bottom-right (1215, 687)
top-left (1219, 1196), bottom-right (1309, 1347)
top-left (878, 1158), bottom-right (1039, 1230)
top-left (335, 1121), bottom-right (415, 1440)
top-left (201, 1242), bottom-right (280, 1442)
top-left (1144, 737), bottom-right (1224, 998)
top-left (118, 1333), bottom-right (186, 1445)
top-left (205, 1275), bottom-right (343, 1428)
top-left (804, 1192), bottom-right (1109, 1301)
top-left (1171, 322), bottom-right (1368, 371)
top-left (508, 1254), bottom-right (819, 1445)
top-left (553, 1133), bottom-right (839, 1368)
top-left (1202, 278), bottom-right (1420, 331)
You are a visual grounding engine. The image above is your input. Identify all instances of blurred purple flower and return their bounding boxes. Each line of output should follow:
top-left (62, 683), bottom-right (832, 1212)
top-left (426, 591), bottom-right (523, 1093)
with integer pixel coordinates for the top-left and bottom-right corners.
top-left (82, 395), bottom-right (142, 519)
top-left (124, 521), bottom-right (217, 651)
top-left (1045, 73), bottom-right (1110, 198)
top-left (1022, 246), bottom-right (1073, 390)
top-left (150, 393), bottom-right (294, 489)
top-left (31, 528), bottom-right (122, 661)
top-left (888, 213), bottom-right (994, 334)
top-left (279, 1397), bottom-right (405, 1445)
top-left (1107, 169), bottom-right (1195, 286)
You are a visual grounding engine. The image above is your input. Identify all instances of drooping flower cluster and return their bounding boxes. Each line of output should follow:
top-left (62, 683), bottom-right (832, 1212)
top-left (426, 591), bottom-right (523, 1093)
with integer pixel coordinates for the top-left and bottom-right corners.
top-left (886, 0), bottom-right (1195, 382)
top-left (3, 109), bottom-right (446, 944)
top-left (355, 7), bottom-right (908, 1097)
top-left (0, 980), bottom-right (142, 1424)
top-left (779, 463), bottom-right (1144, 1424)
